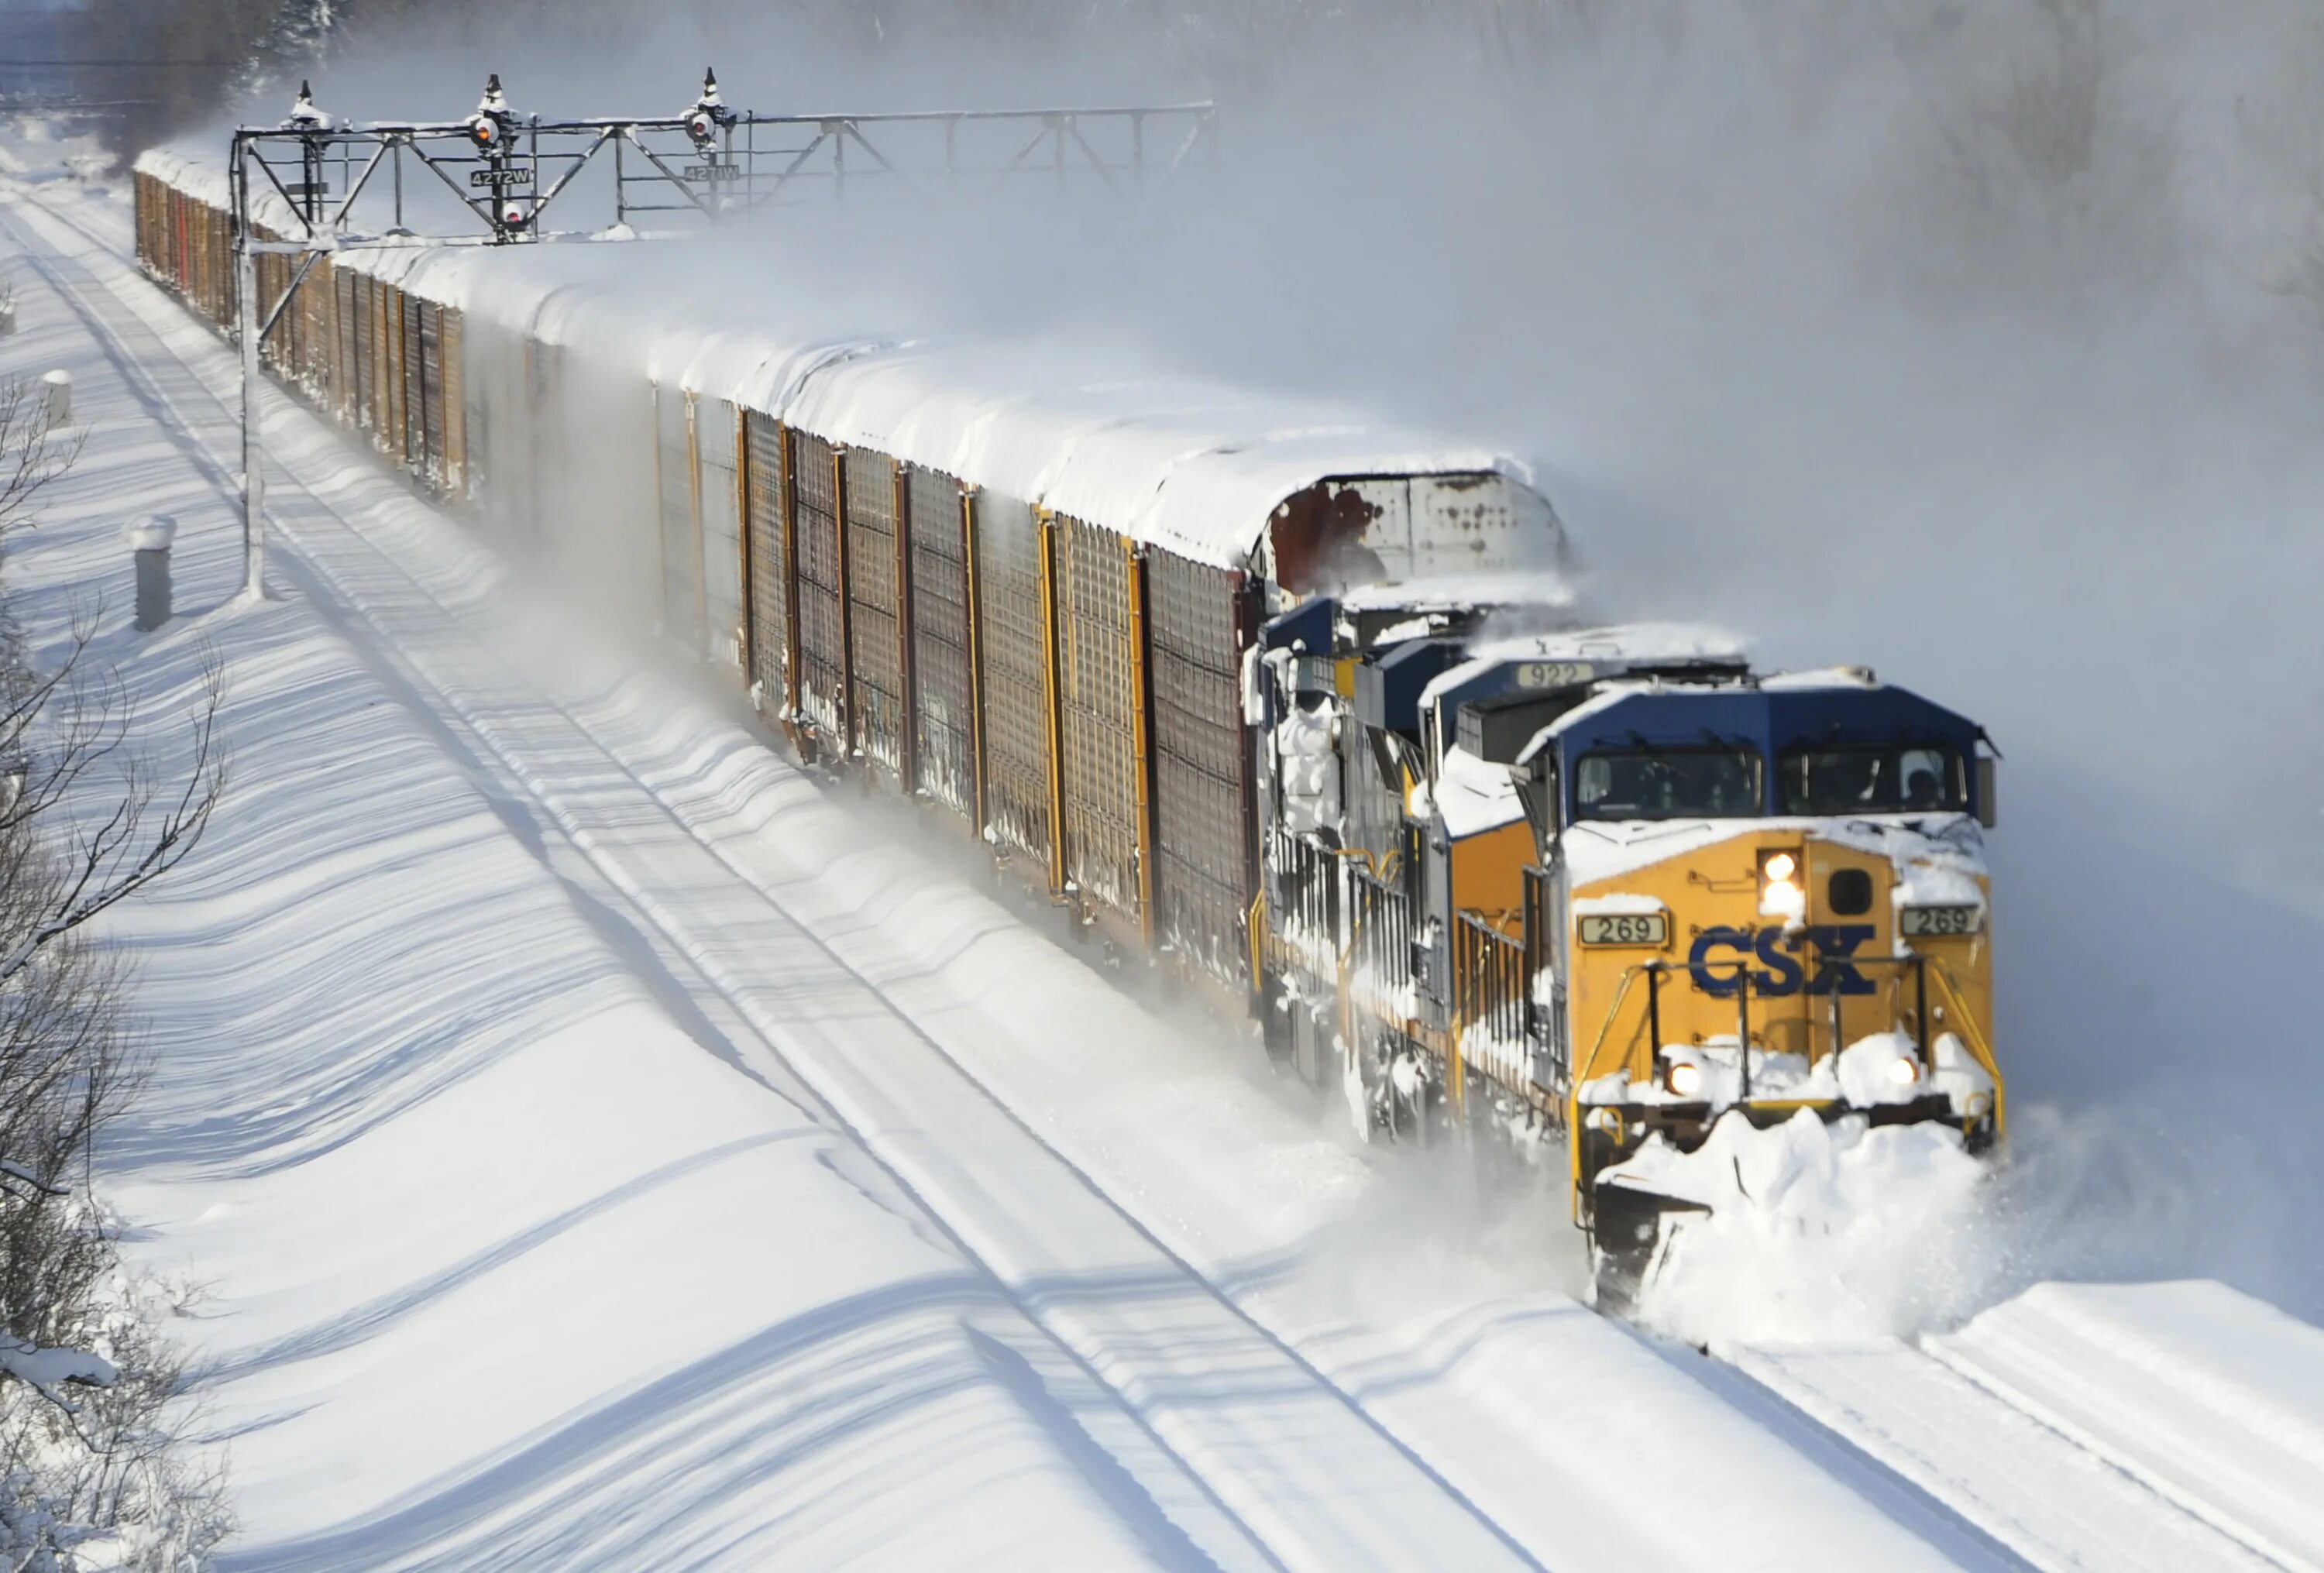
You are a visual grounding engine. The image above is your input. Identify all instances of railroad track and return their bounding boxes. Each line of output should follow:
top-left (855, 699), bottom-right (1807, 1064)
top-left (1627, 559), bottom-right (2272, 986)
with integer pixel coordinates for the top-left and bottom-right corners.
top-left (1731, 1336), bottom-right (2294, 1573)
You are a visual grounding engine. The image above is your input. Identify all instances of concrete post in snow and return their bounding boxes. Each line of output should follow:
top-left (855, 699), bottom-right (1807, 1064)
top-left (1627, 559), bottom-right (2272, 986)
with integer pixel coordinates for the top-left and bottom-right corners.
top-left (39, 370), bottom-right (69, 425)
top-left (127, 515), bottom-right (176, 633)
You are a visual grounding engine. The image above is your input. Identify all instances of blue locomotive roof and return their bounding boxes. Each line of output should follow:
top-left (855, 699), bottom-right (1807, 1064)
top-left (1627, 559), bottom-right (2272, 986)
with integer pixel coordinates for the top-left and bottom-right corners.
top-left (1554, 683), bottom-right (1980, 756)
top-left (1539, 681), bottom-right (1989, 816)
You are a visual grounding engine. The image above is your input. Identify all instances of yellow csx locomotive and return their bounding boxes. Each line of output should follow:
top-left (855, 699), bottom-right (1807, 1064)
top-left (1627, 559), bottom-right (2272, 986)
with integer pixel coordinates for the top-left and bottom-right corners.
top-left (1254, 589), bottom-right (2004, 1298)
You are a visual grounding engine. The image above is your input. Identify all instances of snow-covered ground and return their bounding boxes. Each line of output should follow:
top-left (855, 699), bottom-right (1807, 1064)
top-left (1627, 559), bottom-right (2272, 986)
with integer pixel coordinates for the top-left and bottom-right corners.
top-left (2, 153), bottom-right (2321, 1571)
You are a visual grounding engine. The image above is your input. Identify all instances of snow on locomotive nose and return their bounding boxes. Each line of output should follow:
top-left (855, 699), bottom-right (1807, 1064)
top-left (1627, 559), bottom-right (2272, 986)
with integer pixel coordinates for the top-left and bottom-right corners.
top-left (1253, 608), bottom-right (2003, 1312)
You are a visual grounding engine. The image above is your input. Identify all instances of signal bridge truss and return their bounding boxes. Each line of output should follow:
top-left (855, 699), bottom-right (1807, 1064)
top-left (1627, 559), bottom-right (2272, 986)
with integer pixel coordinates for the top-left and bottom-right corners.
top-left (225, 71), bottom-right (1217, 596)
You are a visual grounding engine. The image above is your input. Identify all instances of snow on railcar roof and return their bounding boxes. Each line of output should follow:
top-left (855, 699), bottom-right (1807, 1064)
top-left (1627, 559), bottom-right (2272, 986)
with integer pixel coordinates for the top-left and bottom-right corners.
top-left (1338, 572), bottom-right (1578, 613)
top-left (140, 147), bottom-right (1556, 569)
top-left (1463, 623), bottom-right (1744, 668)
top-left (1419, 623), bottom-right (1746, 716)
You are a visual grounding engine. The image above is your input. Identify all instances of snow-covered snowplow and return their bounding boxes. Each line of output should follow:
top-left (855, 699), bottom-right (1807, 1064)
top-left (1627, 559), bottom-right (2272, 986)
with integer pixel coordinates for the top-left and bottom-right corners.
top-left (1252, 606), bottom-right (2005, 1306)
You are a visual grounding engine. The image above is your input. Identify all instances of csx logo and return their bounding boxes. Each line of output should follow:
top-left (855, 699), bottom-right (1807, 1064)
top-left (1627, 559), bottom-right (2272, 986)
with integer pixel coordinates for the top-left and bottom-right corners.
top-left (1687, 926), bottom-right (1878, 998)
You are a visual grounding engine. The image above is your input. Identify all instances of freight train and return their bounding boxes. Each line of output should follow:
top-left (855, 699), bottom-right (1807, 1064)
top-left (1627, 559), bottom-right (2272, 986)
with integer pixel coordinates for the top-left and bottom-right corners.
top-left (132, 146), bottom-right (2006, 1297)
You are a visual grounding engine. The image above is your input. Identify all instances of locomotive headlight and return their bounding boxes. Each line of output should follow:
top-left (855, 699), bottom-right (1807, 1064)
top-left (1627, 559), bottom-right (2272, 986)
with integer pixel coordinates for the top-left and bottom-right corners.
top-left (1888, 1054), bottom-right (1921, 1087)
top-left (1758, 847), bottom-right (1806, 918)
top-left (1665, 1059), bottom-right (1703, 1099)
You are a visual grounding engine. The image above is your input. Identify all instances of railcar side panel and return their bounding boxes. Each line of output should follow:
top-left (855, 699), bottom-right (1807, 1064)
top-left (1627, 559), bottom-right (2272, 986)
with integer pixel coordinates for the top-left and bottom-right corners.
top-left (212, 204), bottom-right (231, 327)
top-left (844, 447), bottom-right (906, 778)
top-left (792, 430), bottom-right (848, 742)
top-left (401, 293), bottom-right (425, 476)
top-left (362, 274), bottom-right (384, 445)
top-left (906, 465), bottom-right (975, 822)
top-left (255, 249), bottom-right (278, 369)
top-left (332, 267), bottom-right (358, 424)
top-left (698, 396), bottom-right (745, 678)
top-left (517, 338), bottom-right (555, 541)
top-left (742, 411), bottom-right (790, 721)
top-left (382, 285), bottom-right (404, 466)
top-left (420, 301), bottom-right (445, 485)
top-left (440, 307), bottom-right (466, 499)
top-left (1053, 516), bottom-right (1145, 927)
top-left (654, 384), bottom-right (703, 654)
top-left (1150, 551), bottom-right (1254, 985)
top-left (974, 493), bottom-right (1054, 873)
top-left (303, 255), bottom-right (332, 399)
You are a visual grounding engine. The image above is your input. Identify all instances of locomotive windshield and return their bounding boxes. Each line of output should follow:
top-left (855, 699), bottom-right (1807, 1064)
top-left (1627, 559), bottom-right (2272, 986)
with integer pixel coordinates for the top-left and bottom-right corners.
top-left (1575, 749), bottom-right (1762, 821)
top-left (1780, 744), bottom-right (1966, 814)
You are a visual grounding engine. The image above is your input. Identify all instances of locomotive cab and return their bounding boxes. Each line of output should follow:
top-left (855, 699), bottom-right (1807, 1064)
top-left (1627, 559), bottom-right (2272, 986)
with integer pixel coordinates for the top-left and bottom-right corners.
top-left (1530, 671), bottom-right (2006, 1301)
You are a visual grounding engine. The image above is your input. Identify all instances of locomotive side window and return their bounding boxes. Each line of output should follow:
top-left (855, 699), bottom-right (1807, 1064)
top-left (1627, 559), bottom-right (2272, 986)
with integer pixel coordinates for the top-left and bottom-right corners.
top-left (1574, 750), bottom-right (1762, 822)
top-left (1780, 745), bottom-right (1966, 814)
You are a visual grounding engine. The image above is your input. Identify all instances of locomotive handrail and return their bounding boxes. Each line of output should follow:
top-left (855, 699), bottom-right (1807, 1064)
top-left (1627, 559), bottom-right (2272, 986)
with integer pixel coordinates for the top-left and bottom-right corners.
top-left (1927, 957), bottom-right (2006, 1139)
top-left (1570, 962), bottom-right (1655, 1104)
top-left (1565, 949), bottom-right (1986, 1099)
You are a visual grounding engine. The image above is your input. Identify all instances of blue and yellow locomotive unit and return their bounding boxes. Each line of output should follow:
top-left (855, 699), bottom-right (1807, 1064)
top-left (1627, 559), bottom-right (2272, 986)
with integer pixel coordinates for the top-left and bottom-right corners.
top-left (1254, 592), bottom-right (2004, 1297)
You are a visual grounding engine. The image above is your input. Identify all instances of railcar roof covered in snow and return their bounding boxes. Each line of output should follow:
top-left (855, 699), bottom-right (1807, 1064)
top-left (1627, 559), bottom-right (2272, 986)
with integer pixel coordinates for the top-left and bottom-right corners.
top-left (137, 147), bottom-right (1552, 569)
